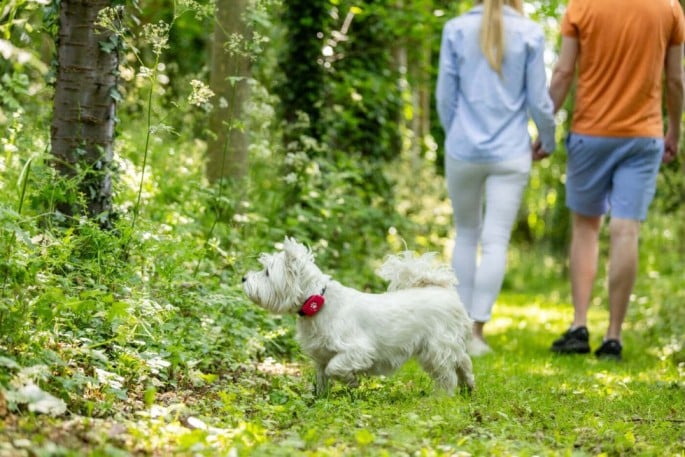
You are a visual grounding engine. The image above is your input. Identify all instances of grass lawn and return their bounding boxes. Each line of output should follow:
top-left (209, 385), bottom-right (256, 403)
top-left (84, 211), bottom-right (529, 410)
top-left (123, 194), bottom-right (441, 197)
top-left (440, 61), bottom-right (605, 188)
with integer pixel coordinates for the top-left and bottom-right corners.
top-left (231, 292), bottom-right (683, 456)
top-left (1, 290), bottom-right (682, 456)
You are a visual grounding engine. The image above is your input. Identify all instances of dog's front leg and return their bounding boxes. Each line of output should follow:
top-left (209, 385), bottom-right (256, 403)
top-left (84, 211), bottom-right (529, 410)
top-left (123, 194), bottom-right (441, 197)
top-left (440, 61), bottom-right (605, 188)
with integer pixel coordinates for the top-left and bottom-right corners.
top-left (314, 364), bottom-right (330, 396)
top-left (325, 353), bottom-right (366, 388)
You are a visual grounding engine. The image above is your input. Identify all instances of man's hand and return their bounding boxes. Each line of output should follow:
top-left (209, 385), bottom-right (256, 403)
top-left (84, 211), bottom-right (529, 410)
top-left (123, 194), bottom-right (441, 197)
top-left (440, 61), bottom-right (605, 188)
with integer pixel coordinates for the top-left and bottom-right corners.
top-left (663, 128), bottom-right (680, 164)
top-left (532, 139), bottom-right (551, 161)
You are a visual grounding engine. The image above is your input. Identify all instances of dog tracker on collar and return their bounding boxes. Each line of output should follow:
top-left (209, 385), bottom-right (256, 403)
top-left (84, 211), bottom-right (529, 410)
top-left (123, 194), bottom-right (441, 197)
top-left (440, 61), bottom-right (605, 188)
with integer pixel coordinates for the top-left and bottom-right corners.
top-left (298, 295), bottom-right (325, 316)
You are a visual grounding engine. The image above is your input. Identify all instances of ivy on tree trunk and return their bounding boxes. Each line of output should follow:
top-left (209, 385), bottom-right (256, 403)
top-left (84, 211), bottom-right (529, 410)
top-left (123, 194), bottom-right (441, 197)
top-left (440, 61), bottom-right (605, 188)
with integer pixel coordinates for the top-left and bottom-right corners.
top-left (277, 0), bottom-right (327, 145)
top-left (51, 0), bottom-right (118, 228)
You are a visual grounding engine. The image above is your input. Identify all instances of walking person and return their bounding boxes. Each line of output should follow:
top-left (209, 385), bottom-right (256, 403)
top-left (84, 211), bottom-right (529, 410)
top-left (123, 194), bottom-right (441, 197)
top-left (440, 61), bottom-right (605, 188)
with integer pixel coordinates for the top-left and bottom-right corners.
top-left (436, 0), bottom-right (556, 356)
top-left (542, 0), bottom-right (685, 360)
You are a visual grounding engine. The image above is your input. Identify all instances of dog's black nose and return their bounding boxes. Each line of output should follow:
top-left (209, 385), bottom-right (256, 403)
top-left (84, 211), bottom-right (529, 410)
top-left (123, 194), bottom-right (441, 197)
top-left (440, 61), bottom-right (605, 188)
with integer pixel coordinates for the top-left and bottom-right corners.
top-left (241, 276), bottom-right (247, 283)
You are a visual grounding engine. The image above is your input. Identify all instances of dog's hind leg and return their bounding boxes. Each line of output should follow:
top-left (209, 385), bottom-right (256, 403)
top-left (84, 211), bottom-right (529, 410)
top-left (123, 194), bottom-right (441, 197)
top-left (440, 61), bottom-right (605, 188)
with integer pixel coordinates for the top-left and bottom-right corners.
top-left (455, 351), bottom-right (475, 391)
top-left (416, 348), bottom-right (458, 394)
top-left (433, 368), bottom-right (459, 395)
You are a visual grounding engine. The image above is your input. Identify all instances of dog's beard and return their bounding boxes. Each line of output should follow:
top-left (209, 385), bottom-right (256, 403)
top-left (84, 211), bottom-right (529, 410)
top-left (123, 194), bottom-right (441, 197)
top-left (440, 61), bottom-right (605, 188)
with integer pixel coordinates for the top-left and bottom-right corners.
top-left (243, 273), bottom-right (297, 314)
top-left (242, 252), bottom-right (304, 314)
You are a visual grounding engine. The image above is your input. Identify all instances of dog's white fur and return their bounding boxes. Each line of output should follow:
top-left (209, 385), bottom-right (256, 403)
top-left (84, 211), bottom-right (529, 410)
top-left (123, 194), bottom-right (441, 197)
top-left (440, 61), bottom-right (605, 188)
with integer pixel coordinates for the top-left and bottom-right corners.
top-left (242, 237), bottom-right (475, 395)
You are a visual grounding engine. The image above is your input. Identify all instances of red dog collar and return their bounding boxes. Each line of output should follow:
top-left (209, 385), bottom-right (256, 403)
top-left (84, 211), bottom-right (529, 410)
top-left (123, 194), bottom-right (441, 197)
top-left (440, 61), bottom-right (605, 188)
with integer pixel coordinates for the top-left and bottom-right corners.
top-left (298, 287), bottom-right (327, 316)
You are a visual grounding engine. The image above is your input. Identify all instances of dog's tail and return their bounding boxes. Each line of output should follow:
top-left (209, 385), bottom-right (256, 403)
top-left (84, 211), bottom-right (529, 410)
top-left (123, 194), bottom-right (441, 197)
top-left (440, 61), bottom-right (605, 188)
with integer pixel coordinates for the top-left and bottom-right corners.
top-left (376, 251), bottom-right (457, 291)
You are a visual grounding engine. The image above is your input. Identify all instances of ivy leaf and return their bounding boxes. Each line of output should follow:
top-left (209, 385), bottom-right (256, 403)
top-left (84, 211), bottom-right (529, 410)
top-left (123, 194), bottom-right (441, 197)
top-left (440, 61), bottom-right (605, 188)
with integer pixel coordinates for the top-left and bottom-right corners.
top-left (109, 87), bottom-right (124, 102)
top-left (99, 35), bottom-right (120, 53)
top-left (5, 383), bottom-right (67, 417)
top-left (0, 356), bottom-right (20, 370)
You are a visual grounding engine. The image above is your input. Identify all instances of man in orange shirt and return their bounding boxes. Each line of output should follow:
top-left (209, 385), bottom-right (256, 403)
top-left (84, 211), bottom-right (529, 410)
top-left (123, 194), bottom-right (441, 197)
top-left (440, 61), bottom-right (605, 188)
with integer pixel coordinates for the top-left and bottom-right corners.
top-left (538, 0), bottom-right (685, 360)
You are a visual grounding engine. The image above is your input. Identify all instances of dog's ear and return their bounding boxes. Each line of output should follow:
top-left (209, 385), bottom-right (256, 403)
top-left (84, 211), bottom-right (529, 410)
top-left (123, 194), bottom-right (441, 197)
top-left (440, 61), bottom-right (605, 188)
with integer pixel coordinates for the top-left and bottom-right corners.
top-left (281, 238), bottom-right (312, 294)
top-left (283, 237), bottom-right (310, 263)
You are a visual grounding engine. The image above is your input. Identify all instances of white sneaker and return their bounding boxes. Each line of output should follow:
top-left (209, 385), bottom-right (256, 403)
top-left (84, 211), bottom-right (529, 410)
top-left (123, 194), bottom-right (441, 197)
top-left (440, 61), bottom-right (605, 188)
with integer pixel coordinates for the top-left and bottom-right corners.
top-left (467, 337), bottom-right (493, 357)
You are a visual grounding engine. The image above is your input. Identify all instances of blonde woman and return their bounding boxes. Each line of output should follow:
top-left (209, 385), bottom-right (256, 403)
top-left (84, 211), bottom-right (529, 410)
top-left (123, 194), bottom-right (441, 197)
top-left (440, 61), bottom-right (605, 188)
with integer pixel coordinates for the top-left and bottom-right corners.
top-left (436, 0), bottom-right (555, 355)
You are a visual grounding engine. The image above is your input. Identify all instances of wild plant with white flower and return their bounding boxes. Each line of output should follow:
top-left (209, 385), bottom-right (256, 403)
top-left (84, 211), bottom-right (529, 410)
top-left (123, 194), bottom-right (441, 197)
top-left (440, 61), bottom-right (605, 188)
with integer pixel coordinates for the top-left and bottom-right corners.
top-left (188, 79), bottom-right (215, 112)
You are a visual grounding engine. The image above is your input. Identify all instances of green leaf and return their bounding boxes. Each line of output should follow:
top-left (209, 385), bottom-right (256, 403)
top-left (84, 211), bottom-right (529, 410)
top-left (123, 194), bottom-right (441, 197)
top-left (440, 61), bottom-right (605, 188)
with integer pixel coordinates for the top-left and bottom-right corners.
top-left (107, 301), bottom-right (130, 321)
top-left (355, 429), bottom-right (374, 446)
top-left (0, 356), bottom-right (20, 370)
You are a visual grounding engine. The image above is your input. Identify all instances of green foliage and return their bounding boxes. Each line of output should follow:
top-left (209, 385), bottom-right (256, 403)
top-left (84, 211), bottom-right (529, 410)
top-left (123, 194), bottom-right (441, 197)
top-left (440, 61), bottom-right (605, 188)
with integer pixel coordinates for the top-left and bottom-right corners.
top-left (0, 0), bottom-right (50, 128)
top-left (322, 2), bottom-right (403, 162)
top-left (653, 156), bottom-right (685, 214)
top-left (515, 150), bottom-right (569, 250)
top-left (276, 0), bottom-right (328, 142)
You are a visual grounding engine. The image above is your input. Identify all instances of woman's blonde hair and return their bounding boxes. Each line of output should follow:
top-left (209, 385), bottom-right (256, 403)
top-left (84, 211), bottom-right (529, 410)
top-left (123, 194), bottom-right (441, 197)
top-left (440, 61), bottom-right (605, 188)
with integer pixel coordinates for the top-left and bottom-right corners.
top-left (479, 0), bottom-right (523, 75)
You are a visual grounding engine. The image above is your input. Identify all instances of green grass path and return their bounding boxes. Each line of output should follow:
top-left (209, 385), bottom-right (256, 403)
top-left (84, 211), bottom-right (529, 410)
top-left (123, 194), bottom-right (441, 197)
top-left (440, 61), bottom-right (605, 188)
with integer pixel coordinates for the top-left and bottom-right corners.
top-left (2, 292), bottom-right (682, 456)
top-left (223, 292), bottom-right (684, 456)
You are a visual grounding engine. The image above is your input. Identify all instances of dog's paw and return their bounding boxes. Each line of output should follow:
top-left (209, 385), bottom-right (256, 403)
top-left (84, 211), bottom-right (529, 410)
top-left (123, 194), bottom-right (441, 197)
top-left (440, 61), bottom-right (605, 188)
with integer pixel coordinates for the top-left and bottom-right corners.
top-left (346, 377), bottom-right (360, 388)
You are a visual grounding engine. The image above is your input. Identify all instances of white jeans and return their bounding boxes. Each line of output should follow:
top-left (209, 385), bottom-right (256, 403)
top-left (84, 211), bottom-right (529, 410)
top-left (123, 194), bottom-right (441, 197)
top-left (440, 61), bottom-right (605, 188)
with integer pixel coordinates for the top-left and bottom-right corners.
top-left (445, 153), bottom-right (531, 323)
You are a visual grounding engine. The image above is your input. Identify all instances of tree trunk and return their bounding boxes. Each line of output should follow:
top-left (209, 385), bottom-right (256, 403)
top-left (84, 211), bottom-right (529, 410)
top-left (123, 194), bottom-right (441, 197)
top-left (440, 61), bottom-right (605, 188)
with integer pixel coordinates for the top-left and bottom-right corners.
top-left (51, 0), bottom-right (117, 227)
top-left (411, 32), bottom-right (432, 157)
top-left (407, 0), bottom-right (433, 162)
top-left (390, 0), bottom-right (434, 165)
top-left (392, 1), bottom-right (411, 157)
top-left (207, 0), bottom-right (250, 184)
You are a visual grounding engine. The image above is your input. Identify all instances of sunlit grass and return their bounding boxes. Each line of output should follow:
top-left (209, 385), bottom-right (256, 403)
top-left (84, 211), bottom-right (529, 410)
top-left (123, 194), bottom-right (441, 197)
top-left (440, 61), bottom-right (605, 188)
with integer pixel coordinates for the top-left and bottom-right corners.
top-left (215, 290), bottom-right (684, 456)
top-left (3, 253), bottom-right (682, 455)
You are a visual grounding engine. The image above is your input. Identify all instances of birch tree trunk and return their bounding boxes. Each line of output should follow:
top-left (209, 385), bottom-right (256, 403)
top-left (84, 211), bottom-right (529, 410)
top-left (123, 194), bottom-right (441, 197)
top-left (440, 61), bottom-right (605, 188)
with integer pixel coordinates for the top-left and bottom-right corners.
top-left (402, 0), bottom-right (434, 162)
top-left (207, 0), bottom-right (250, 184)
top-left (51, 0), bottom-right (117, 227)
top-left (410, 33), bottom-right (432, 158)
top-left (392, 0), bottom-right (434, 164)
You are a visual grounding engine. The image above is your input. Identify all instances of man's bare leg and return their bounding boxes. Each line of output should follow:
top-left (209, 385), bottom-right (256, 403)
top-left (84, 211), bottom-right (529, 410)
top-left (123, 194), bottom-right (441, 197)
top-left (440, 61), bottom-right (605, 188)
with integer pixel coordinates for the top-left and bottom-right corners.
top-left (570, 212), bottom-right (603, 328)
top-left (606, 217), bottom-right (640, 342)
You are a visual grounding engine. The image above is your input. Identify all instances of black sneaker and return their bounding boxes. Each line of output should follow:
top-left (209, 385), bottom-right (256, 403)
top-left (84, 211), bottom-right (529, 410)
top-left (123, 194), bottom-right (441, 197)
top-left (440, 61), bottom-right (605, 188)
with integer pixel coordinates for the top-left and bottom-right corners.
top-left (595, 339), bottom-right (622, 361)
top-left (551, 326), bottom-right (590, 354)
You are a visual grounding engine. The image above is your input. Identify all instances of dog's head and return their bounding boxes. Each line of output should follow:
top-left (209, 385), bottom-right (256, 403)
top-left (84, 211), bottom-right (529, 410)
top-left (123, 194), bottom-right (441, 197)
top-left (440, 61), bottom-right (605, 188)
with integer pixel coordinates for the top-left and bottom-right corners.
top-left (242, 237), bottom-right (329, 314)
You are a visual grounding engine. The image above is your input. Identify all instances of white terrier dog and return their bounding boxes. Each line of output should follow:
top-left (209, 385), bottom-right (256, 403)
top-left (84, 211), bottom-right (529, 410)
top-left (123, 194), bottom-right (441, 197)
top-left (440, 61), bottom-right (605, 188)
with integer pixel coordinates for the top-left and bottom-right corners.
top-left (242, 237), bottom-right (475, 395)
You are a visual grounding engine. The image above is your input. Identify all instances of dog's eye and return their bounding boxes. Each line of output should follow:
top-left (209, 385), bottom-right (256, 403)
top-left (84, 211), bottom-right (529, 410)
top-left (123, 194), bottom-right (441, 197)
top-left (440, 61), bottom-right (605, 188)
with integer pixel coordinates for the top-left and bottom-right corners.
top-left (265, 268), bottom-right (269, 277)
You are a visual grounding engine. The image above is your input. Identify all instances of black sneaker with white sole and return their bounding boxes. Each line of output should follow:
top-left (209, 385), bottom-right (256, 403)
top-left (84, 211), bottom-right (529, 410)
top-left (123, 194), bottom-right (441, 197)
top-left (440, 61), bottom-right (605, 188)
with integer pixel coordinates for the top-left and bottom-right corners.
top-left (551, 326), bottom-right (591, 354)
top-left (594, 339), bottom-right (622, 361)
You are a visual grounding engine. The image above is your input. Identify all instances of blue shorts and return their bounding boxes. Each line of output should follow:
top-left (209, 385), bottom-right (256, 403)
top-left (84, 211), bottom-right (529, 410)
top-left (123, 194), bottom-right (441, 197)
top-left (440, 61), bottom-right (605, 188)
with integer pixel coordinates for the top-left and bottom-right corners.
top-left (565, 133), bottom-right (664, 221)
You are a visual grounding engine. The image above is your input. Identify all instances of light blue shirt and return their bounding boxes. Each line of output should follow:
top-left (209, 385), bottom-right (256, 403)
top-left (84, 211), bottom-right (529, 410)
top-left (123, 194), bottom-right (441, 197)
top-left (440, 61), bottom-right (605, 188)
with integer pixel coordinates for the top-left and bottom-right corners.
top-left (436, 6), bottom-right (556, 162)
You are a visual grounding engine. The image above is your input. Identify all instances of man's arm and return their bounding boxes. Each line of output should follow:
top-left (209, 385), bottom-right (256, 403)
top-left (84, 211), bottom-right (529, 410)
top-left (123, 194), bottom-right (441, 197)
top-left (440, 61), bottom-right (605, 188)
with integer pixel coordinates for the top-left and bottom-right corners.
top-left (663, 44), bottom-right (684, 164)
top-left (533, 36), bottom-right (579, 160)
top-left (549, 37), bottom-right (579, 113)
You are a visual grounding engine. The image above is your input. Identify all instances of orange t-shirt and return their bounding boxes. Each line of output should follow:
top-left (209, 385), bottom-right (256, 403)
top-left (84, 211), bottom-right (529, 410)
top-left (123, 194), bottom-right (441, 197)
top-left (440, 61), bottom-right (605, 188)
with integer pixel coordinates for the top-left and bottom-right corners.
top-left (561, 0), bottom-right (685, 137)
